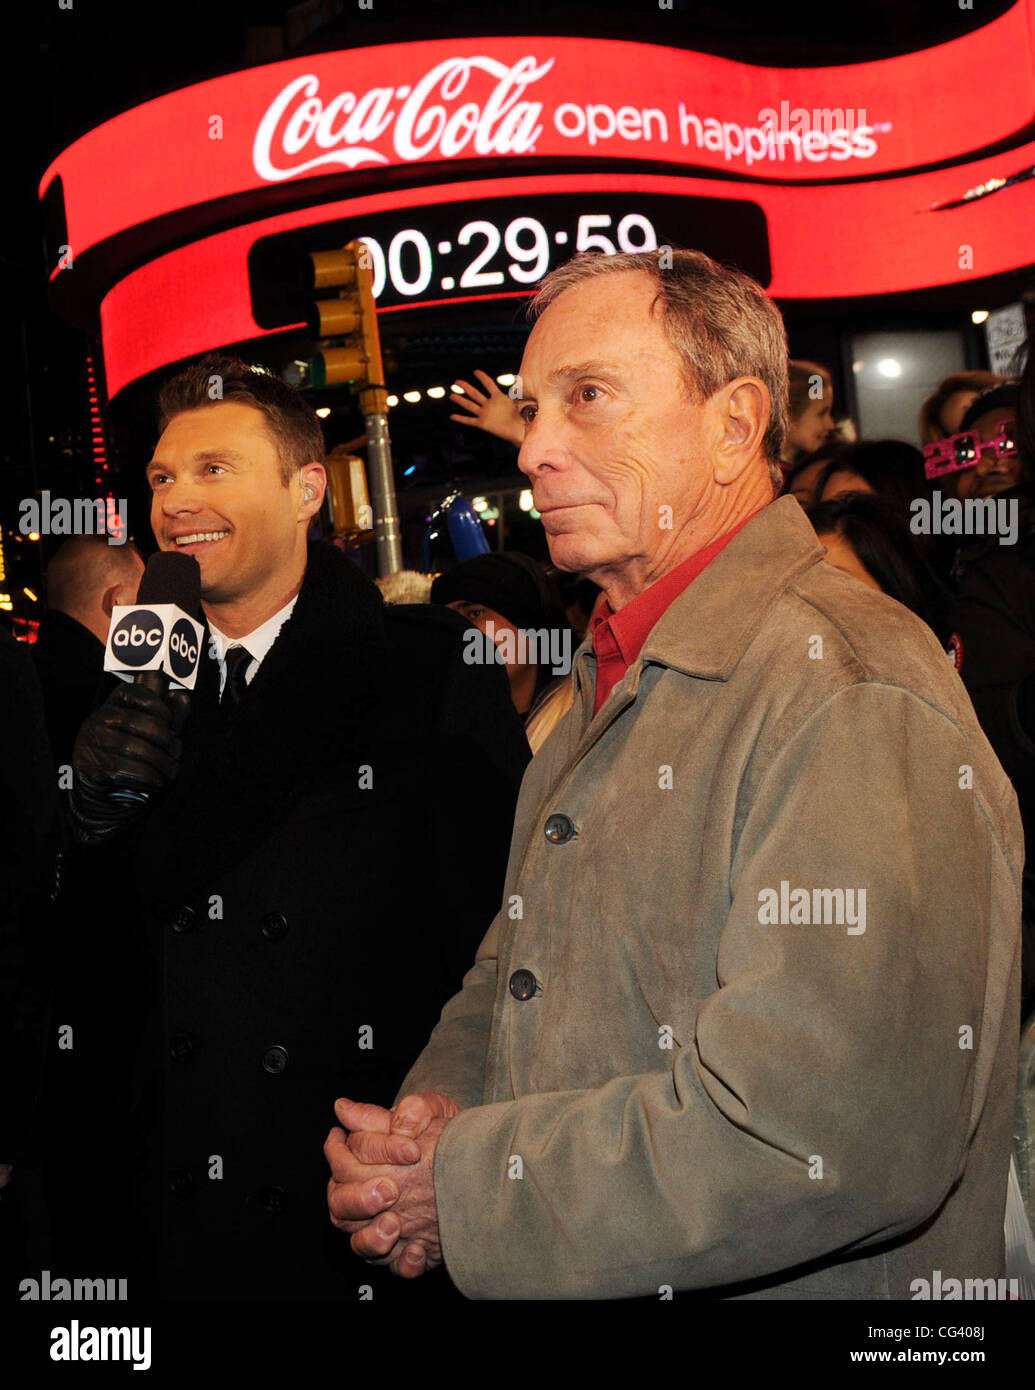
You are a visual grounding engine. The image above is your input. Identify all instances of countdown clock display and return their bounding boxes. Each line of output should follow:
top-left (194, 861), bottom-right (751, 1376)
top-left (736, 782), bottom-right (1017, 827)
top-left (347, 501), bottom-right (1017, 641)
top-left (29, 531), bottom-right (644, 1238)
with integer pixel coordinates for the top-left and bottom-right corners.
top-left (248, 192), bottom-right (769, 323)
top-left (362, 210), bottom-right (658, 297)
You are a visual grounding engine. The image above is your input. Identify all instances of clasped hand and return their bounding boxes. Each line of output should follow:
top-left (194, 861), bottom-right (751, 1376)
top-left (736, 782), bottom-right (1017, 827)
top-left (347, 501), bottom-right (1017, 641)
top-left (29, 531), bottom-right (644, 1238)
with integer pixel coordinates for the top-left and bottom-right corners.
top-left (325, 1091), bottom-right (461, 1279)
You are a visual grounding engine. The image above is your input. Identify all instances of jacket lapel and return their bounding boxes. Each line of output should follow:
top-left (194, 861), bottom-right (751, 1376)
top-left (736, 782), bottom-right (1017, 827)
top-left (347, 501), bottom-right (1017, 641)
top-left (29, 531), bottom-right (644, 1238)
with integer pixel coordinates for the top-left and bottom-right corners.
top-left (562, 498), bottom-right (826, 772)
top-left (139, 542), bottom-right (387, 899)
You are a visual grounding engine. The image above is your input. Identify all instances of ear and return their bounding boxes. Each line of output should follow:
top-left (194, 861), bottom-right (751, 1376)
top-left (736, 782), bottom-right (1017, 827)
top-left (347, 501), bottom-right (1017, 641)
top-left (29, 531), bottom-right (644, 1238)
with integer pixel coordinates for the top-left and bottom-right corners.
top-left (100, 583), bottom-right (122, 619)
top-left (298, 462), bottom-right (328, 521)
top-left (711, 378), bottom-right (770, 486)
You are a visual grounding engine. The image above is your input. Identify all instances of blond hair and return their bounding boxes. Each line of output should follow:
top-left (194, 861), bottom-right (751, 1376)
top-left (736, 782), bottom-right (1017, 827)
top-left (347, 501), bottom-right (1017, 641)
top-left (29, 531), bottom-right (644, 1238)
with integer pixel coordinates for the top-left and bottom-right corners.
top-left (527, 248), bottom-right (789, 492)
top-left (788, 360), bottom-right (833, 420)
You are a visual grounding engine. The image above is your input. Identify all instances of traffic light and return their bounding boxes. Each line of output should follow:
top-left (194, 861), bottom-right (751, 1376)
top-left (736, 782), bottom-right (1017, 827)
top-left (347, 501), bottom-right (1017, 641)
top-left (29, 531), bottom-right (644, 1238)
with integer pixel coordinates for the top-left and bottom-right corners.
top-left (324, 446), bottom-right (375, 544)
top-left (305, 240), bottom-right (387, 414)
top-left (300, 237), bottom-right (402, 576)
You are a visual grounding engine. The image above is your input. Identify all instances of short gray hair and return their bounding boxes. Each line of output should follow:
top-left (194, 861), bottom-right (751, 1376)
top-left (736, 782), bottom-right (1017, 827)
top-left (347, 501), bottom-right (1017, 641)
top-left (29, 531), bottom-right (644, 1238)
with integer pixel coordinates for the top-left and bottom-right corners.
top-left (527, 248), bottom-right (788, 493)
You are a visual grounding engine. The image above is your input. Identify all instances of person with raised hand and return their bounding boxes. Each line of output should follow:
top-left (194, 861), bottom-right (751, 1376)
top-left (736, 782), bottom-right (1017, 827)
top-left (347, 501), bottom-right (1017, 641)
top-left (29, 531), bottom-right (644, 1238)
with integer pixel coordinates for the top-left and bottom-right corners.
top-left (449, 368), bottom-right (524, 446)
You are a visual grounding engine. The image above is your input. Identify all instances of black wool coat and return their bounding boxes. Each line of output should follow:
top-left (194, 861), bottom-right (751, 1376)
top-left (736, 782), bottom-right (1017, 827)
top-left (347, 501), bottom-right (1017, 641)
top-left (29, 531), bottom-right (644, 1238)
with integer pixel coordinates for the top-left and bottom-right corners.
top-left (33, 610), bottom-right (107, 771)
top-left (128, 542), bottom-right (530, 1299)
top-left (29, 611), bottom-right (153, 1277)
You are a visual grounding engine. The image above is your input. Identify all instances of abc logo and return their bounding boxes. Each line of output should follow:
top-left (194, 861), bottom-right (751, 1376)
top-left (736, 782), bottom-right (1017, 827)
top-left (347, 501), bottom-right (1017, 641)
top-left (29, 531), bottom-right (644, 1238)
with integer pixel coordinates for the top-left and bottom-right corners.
top-left (168, 618), bottom-right (201, 680)
top-left (111, 610), bottom-right (164, 667)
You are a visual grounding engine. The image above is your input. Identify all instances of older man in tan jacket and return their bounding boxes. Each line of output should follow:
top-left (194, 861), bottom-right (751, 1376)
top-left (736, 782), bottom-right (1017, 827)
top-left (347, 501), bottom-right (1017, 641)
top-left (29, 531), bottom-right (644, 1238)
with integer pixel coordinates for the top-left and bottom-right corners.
top-left (326, 248), bottom-right (1023, 1300)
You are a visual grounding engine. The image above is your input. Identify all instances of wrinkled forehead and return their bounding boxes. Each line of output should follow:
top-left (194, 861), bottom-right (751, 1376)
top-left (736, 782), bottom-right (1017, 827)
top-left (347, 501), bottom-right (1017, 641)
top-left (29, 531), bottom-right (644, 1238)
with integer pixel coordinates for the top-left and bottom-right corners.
top-left (521, 273), bottom-right (674, 383)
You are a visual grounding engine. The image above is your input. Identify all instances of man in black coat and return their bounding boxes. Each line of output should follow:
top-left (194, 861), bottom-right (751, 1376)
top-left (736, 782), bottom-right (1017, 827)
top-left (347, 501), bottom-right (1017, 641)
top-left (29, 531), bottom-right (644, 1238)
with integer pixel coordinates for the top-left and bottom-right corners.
top-left (33, 536), bottom-right (144, 768)
top-left (69, 356), bottom-right (530, 1300)
top-left (29, 538), bottom-right (148, 1282)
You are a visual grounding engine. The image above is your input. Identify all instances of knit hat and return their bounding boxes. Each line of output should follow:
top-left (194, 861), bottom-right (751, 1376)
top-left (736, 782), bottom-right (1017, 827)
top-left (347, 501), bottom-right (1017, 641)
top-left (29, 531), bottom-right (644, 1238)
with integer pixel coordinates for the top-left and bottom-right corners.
top-left (431, 552), bottom-right (565, 635)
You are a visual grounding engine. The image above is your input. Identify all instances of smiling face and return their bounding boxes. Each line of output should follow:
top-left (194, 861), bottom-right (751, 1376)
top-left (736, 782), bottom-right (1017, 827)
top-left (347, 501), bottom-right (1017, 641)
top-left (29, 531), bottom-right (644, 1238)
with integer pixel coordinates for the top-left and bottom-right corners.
top-left (147, 401), bottom-right (321, 630)
top-left (955, 407), bottom-right (1022, 500)
top-left (517, 270), bottom-right (761, 603)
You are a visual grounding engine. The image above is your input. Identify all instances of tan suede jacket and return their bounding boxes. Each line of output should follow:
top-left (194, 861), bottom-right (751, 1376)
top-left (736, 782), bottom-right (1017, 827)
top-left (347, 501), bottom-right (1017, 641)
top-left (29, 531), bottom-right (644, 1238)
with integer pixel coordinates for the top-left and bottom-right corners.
top-left (399, 496), bottom-right (1023, 1300)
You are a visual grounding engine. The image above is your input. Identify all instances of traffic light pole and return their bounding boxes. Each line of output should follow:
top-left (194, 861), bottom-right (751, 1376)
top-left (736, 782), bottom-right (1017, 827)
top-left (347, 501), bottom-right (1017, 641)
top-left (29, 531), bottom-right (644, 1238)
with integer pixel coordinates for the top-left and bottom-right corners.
top-left (362, 405), bottom-right (403, 577)
top-left (307, 239), bottom-right (404, 577)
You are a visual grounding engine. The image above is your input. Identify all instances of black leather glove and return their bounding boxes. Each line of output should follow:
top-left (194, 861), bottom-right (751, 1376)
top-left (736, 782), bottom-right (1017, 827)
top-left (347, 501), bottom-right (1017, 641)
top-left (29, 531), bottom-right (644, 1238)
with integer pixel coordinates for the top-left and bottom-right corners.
top-left (69, 681), bottom-right (189, 843)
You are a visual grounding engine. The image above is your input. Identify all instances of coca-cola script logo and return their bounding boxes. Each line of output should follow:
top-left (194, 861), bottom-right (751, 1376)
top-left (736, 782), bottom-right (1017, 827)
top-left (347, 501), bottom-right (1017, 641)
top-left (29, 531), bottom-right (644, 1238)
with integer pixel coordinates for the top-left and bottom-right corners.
top-left (253, 55), bottom-right (555, 181)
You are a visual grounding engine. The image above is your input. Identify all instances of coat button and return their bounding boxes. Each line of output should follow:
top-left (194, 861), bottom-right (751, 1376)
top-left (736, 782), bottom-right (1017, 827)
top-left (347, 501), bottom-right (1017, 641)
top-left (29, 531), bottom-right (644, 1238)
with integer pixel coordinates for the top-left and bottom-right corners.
top-left (168, 1168), bottom-right (193, 1198)
top-left (262, 1044), bottom-right (289, 1074)
top-left (260, 1185), bottom-right (288, 1214)
top-left (509, 969), bottom-right (539, 1001)
top-left (260, 912), bottom-right (288, 942)
top-left (544, 813), bottom-right (576, 844)
top-left (169, 1033), bottom-right (193, 1063)
top-left (171, 906), bottom-right (196, 933)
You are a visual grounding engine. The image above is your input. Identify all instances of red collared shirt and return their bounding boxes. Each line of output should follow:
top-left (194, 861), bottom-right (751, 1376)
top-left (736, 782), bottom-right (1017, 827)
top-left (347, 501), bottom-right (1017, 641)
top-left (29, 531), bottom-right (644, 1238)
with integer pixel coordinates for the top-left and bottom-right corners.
top-left (589, 514), bottom-right (759, 715)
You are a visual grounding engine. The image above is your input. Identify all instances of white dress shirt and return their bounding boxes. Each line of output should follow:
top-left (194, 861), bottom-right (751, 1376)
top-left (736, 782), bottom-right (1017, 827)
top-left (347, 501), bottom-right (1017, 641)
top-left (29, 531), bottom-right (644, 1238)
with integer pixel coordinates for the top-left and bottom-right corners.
top-left (207, 595), bottom-right (299, 700)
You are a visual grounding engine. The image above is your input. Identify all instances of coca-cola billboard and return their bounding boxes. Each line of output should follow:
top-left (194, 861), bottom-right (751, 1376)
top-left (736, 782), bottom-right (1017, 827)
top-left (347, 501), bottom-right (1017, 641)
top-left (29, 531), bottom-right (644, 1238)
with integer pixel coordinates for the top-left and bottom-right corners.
top-left (252, 56), bottom-right (555, 180)
top-left (39, 14), bottom-right (1035, 270)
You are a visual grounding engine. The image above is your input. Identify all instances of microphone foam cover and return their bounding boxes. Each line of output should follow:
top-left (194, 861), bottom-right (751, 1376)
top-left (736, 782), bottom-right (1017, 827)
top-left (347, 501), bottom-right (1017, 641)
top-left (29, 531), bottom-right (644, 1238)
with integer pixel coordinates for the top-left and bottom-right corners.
top-left (137, 550), bottom-right (202, 617)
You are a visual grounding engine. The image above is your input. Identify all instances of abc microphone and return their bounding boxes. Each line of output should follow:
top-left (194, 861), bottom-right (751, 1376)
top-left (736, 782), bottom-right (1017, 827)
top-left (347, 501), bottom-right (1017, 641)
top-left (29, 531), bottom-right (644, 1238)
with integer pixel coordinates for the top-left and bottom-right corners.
top-left (103, 550), bottom-right (204, 806)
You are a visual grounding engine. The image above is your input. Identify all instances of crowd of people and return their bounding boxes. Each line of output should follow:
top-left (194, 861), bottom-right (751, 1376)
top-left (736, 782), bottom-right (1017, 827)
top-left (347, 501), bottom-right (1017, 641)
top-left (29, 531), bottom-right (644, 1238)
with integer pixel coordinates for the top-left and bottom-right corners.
top-left (1, 245), bottom-right (1032, 1304)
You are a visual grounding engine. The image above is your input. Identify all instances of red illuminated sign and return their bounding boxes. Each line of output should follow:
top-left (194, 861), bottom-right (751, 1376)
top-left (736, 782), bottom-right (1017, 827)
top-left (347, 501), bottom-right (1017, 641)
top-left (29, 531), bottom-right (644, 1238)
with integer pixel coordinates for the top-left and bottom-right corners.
top-left (41, 11), bottom-right (1035, 269)
top-left (99, 152), bottom-right (1035, 398)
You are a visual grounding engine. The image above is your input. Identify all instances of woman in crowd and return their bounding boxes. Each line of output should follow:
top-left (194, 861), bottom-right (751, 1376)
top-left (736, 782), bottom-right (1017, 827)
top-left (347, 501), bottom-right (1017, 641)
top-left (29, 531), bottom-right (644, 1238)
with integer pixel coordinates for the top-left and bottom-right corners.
top-left (805, 492), bottom-right (952, 646)
top-left (781, 441), bottom-right (842, 508)
top-left (816, 439), bottom-right (928, 516)
top-left (781, 360), bottom-right (837, 473)
top-left (815, 437), bottom-right (948, 584)
top-left (430, 550), bottom-right (576, 754)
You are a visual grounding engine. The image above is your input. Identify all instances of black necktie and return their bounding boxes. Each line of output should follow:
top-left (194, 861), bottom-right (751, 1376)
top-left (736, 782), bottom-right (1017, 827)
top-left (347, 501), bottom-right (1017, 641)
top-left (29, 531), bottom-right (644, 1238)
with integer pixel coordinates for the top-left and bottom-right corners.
top-left (222, 645), bottom-right (252, 706)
